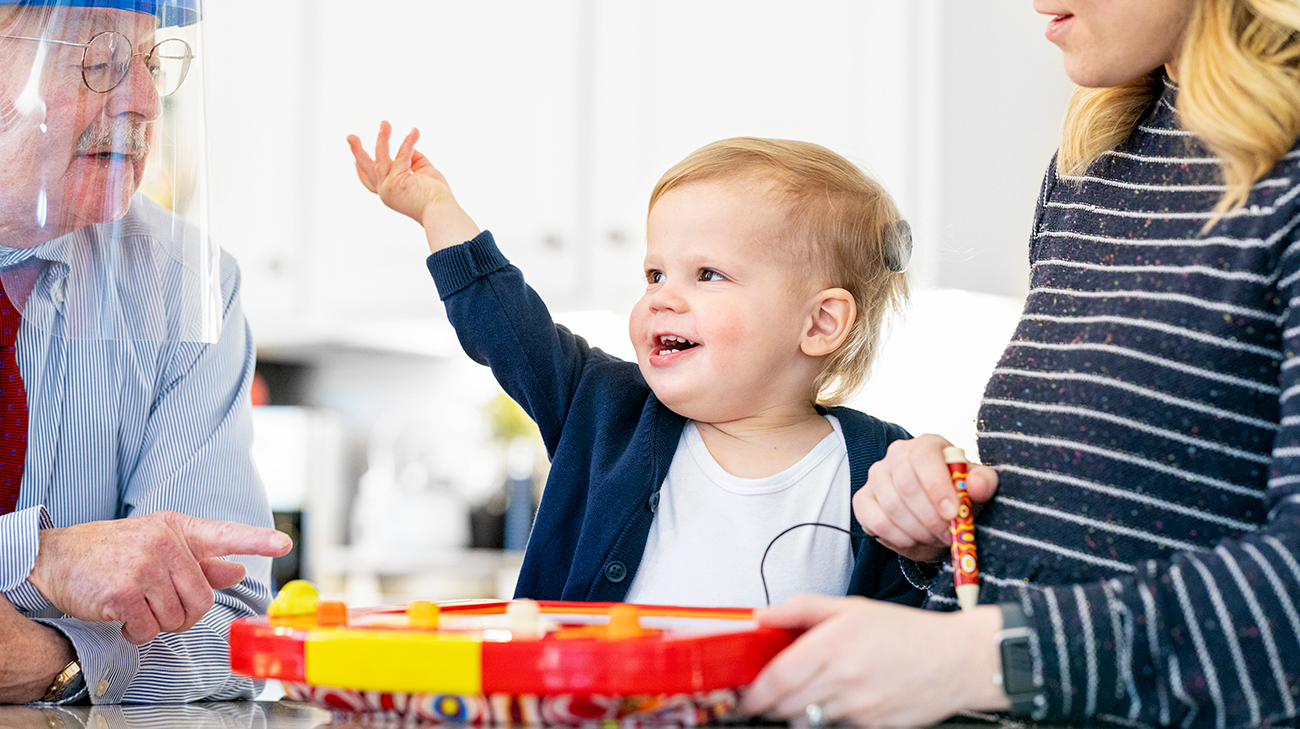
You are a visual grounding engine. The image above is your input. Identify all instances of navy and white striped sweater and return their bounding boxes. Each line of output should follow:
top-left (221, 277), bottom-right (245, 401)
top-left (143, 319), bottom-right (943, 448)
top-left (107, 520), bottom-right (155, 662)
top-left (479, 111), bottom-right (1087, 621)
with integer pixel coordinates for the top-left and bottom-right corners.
top-left (950, 77), bottom-right (1300, 727)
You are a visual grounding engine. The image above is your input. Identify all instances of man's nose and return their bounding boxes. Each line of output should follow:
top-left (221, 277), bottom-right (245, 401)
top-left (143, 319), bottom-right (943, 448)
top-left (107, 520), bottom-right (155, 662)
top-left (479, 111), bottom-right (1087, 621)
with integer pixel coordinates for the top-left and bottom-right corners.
top-left (106, 55), bottom-right (162, 121)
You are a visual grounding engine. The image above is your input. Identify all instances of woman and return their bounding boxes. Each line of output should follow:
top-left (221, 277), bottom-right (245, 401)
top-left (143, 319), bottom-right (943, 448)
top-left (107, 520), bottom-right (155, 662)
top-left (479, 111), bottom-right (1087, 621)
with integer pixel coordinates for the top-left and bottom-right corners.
top-left (738, 0), bottom-right (1300, 725)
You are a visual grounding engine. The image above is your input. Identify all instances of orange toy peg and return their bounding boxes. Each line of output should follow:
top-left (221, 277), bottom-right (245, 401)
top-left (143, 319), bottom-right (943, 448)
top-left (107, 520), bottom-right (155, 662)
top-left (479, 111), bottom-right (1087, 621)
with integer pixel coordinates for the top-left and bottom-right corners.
top-left (943, 446), bottom-right (979, 610)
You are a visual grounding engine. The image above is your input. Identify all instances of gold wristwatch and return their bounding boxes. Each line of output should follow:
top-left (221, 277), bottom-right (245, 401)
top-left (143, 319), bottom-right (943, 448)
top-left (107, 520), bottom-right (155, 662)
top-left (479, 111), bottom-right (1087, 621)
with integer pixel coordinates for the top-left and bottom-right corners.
top-left (39, 659), bottom-right (84, 703)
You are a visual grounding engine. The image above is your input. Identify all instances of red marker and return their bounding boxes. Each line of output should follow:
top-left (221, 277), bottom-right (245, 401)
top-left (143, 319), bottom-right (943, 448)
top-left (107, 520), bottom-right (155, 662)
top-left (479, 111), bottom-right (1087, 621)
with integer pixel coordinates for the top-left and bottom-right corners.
top-left (943, 447), bottom-right (979, 611)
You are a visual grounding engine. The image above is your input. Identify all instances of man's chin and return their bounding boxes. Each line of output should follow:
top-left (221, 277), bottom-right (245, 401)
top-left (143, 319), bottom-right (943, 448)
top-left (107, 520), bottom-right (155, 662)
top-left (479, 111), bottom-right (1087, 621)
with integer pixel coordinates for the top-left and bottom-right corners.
top-left (62, 161), bottom-right (142, 230)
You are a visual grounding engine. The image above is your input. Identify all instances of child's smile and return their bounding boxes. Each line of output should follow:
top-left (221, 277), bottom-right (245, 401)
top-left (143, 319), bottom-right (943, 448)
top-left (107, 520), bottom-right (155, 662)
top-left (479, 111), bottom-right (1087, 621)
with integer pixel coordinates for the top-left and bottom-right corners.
top-left (651, 333), bottom-right (701, 363)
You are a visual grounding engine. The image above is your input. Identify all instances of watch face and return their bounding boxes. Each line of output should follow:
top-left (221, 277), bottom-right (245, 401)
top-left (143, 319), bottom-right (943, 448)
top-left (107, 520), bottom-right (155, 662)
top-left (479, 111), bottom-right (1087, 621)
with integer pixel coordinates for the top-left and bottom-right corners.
top-left (1000, 636), bottom-right (1036, 695)
top-left (42, 661), bottom-right (83, 703)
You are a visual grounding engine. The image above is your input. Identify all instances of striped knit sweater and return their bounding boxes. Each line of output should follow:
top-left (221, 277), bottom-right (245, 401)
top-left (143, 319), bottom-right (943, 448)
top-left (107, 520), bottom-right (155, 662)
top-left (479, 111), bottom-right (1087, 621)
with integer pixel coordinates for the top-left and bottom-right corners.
top-left (946, 75), bottom-right (1300, 727)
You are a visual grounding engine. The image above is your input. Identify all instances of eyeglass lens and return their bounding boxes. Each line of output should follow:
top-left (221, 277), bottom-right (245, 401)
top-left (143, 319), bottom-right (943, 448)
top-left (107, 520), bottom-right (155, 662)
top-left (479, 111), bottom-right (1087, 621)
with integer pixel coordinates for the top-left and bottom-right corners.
top-left (81, 32), bottom-right (192, 97)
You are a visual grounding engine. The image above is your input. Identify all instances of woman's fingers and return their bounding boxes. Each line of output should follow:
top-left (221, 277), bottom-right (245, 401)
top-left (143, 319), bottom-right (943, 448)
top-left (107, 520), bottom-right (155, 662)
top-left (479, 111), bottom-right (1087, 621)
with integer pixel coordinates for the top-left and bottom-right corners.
top-left (967, 462), bottom-right (1000, 504)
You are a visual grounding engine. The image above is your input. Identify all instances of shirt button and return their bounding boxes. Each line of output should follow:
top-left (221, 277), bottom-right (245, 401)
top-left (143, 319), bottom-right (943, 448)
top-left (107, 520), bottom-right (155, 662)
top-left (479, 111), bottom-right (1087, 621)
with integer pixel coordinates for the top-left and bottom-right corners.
top-left (647, 491), bottom-right (660, 512)
top-left (94, 679), bottom-right (109, 697)
top-left (604, 561), bottom-right (627, 583)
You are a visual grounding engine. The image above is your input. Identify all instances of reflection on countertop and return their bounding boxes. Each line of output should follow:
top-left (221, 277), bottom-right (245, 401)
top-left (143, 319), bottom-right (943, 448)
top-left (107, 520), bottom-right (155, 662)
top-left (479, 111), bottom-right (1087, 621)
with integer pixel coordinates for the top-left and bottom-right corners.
top-left (0, 701), bottom-right (330, 729)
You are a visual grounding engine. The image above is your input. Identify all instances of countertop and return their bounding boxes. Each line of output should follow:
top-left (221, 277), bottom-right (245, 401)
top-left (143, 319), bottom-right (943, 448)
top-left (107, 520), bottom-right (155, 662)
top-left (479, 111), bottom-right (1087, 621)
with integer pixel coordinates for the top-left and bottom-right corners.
top-left (0, 701), bottom-right (332, 729)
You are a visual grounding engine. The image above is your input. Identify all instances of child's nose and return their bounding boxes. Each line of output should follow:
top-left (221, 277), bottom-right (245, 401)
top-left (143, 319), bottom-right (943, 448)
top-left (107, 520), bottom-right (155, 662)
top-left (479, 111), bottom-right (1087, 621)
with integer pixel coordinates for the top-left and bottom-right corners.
top-left (648, 282), bottom-right (687, 313)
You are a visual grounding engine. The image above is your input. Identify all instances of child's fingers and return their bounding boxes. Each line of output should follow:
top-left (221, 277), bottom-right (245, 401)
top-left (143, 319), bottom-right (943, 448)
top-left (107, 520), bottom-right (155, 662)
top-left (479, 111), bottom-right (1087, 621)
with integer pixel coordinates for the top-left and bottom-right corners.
top-left (345, 135), bottom-right (379, 192)
top-left (392, 127), bottom-right (421, 174)
top-left (374, 120), bottom-right (393, 165)
top-left (354, 161), bottom-right (377, 193)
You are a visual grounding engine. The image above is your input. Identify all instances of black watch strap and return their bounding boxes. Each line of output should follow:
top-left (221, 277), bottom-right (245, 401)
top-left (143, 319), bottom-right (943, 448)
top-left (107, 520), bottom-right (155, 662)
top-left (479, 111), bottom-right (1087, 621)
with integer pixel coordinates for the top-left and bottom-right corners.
top-left (995, 602), bottom-right (1043, 715)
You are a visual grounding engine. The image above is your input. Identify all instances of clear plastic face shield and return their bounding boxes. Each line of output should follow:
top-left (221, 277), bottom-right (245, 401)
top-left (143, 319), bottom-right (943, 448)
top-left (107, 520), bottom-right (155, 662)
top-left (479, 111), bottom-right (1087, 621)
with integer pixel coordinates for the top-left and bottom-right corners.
top-left (0, 0), bottom-right (218, 343)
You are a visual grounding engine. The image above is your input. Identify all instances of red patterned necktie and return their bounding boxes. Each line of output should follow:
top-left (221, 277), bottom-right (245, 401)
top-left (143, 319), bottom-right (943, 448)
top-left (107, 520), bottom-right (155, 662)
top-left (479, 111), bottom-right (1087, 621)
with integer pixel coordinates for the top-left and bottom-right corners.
top-left (0, 280), bottom-right (26, 515)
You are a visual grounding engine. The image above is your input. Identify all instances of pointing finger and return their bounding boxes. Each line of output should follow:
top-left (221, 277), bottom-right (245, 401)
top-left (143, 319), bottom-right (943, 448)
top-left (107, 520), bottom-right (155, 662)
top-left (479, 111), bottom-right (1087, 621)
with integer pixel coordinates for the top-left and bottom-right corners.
top-left (168, 512), bottom-right (292, 560)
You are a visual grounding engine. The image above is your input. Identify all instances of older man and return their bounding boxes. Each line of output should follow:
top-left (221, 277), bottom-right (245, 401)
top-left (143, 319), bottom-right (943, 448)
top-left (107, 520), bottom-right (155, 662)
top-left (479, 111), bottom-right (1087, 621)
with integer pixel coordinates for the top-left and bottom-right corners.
top-left (0, 0), bottom-right (289, 704)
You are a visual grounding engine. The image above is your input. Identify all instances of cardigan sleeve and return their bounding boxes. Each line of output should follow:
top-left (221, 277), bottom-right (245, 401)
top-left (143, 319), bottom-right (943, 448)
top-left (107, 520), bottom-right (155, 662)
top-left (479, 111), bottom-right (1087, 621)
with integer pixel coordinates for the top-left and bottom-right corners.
top-left (427, 230), bottom-right (612, 457)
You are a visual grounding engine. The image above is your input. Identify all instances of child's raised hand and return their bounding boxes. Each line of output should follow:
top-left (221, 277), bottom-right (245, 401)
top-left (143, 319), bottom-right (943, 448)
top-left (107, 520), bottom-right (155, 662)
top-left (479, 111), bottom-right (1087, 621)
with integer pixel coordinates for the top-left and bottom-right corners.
top-left (347, 121), bottom-right (481, 254)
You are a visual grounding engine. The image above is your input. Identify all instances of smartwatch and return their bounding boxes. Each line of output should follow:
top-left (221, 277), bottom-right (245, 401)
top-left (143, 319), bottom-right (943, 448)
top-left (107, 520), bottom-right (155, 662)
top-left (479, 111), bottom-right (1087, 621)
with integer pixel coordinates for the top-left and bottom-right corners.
top-left (994, 602), bottom-right (1044, 714)
top-left (39, 659), bottom-right (84, 703)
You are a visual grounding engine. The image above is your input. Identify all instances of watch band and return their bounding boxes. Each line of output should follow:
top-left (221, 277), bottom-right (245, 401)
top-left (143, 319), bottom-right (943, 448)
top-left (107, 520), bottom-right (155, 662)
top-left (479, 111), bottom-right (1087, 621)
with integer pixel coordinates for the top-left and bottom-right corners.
top-left (994, 602), bottom-right (1043, 715)
top-left (39, 658), bottom-right (84, 703)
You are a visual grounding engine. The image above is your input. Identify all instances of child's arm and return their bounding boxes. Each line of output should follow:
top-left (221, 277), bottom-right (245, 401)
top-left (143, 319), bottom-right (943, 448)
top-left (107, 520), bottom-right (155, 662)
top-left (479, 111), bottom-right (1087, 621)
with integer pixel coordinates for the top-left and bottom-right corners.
top-left (346, 121), bottom-right (481, 254)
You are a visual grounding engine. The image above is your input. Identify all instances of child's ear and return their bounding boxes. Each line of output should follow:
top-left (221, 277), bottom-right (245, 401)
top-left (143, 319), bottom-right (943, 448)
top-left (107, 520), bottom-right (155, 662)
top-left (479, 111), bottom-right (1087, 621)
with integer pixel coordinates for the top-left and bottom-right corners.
top-left (801, 288), bottom-right (855, 357)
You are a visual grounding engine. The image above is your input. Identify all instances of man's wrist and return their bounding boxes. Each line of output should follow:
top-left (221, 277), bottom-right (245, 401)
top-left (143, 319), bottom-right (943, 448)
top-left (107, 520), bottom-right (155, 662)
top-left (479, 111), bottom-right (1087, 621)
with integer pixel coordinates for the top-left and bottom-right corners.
top-left (0, 605), bottom-right (77, 703)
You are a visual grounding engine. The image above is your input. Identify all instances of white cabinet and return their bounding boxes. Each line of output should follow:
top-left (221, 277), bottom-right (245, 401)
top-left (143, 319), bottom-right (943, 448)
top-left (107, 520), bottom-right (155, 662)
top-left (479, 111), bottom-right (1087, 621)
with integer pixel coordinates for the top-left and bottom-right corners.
top-left (207, 0), bottom-right (583, 344)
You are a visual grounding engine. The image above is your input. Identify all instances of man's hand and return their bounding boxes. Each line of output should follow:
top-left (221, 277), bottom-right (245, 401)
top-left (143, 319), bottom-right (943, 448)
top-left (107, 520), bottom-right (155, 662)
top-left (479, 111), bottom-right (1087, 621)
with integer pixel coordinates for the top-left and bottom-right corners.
top-left (853, 433), bottom-right (999, 563)
top-left (0, 595), bottom-right (75, 704)
top-left (346, 121), bottom-right (482, 254)
top-left (737, 595), bottom-right (1009, 725)
top-left (27, 511), bottom-right (292, 645)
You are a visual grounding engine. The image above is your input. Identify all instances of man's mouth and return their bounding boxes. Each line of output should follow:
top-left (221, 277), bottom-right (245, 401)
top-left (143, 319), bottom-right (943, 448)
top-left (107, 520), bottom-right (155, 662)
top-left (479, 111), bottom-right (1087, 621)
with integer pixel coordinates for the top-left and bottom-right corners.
top-left (75, 123), bottom-right (150, 161)
top-left (655, 334), bottom-right (700, 355)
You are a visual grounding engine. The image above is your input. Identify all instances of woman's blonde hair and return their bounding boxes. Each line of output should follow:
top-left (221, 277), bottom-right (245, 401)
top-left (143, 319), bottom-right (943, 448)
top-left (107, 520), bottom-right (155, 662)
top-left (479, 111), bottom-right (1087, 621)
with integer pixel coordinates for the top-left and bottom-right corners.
top-left (1058, 0), bottom-right (1300, 224)
top-left (647, 137), bottom-right (910, 406)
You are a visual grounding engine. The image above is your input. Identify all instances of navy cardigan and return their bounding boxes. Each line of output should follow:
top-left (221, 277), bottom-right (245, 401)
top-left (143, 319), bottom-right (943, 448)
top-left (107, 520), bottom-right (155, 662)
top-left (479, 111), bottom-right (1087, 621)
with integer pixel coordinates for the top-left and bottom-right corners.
top-left (428, 231), bottom-right (923, 607)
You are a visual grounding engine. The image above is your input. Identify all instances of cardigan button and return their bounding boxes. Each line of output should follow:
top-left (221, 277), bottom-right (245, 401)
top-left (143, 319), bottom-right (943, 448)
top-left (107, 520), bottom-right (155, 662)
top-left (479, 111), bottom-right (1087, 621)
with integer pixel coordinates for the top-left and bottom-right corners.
top-left (604, 561), bottom-right (627, 583)
top-left (647, 491), bottom-right (660, 512)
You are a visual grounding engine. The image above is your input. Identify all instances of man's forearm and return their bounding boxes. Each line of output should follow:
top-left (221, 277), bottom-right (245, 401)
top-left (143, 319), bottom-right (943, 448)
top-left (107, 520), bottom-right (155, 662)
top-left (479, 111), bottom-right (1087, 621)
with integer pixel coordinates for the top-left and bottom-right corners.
top-left (0, 596), bottom-right (75, 704)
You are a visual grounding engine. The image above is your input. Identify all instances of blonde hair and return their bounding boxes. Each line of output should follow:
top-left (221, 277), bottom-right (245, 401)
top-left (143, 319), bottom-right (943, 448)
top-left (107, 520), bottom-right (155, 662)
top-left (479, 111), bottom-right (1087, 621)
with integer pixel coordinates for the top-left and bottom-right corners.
top-left (647, 137), bottom-right (909, 406)
top-left (1058, 0), bottom-right (1300, 225)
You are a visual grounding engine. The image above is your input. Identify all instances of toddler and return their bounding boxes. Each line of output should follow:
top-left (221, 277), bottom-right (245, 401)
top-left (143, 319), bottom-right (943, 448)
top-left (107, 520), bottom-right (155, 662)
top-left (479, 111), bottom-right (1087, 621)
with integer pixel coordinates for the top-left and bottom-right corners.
top-left (348, 124), bottom-right (921, 608)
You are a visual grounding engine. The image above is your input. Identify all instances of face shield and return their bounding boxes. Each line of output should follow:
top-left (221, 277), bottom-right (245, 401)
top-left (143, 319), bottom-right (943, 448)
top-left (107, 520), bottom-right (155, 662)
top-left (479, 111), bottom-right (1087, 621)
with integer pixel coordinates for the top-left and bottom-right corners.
top-left (0, 0), bottom-right (219, 343)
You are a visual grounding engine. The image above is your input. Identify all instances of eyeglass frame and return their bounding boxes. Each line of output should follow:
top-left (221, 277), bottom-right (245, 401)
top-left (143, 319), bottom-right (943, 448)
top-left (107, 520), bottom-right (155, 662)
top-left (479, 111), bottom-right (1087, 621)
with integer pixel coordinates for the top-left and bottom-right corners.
top-left (0, 30), bottom-right (193, 97)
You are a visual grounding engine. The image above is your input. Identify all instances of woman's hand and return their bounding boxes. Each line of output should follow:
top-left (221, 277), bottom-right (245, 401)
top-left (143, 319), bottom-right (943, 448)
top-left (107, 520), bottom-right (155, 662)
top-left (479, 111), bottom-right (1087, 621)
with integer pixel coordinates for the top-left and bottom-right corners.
top-left (346, 121), bottom-right (481, 254)
top-left (737, 594), bottom-right (1009, 725)
top-left (854, 433), bottom-right (999, 563)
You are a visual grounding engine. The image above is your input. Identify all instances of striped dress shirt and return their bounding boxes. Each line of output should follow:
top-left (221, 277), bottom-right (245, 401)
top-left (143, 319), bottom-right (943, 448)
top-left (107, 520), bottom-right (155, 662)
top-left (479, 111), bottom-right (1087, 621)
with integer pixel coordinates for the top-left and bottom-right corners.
top-left (0, 197), bottom-right (273, 703)
top-left (926, 76), bottom-right (1300, 727)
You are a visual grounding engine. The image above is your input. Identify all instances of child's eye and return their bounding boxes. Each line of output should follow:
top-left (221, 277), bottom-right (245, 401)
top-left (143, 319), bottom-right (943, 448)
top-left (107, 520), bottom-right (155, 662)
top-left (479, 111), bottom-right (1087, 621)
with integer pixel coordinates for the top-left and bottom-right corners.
top-left (698, 268), bottom-right (726, 282)
top-left (646, 270), bottom-right (664, 284)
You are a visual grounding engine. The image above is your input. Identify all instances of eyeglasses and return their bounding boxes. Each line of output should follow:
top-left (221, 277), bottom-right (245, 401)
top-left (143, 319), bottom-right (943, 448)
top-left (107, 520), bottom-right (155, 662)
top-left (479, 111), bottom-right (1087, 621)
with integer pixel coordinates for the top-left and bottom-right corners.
top-left (0, 31), bottom-right (192, 97)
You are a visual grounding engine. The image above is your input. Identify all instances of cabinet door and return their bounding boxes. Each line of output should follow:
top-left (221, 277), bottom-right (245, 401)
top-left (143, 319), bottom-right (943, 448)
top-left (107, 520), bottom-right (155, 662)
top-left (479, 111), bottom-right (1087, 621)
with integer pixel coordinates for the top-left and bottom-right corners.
top-left (583, 0), bottom-right (915, 313)
top-left (206, 0), bottom-right (314, 322)
top-left (208, 0), bottom-right (582, 338)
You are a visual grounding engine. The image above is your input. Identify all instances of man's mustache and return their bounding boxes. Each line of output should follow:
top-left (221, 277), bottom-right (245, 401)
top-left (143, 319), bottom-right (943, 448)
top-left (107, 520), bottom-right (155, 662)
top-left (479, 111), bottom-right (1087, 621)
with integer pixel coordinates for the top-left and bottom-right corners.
top-left (74, 123), bottom-right (150, 158)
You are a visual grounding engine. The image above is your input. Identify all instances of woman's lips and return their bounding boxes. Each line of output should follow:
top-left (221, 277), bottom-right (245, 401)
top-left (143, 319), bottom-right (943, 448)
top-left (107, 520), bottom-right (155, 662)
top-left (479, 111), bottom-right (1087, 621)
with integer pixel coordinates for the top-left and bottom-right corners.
top-left (1045, 13), bottom-right (1074, 43)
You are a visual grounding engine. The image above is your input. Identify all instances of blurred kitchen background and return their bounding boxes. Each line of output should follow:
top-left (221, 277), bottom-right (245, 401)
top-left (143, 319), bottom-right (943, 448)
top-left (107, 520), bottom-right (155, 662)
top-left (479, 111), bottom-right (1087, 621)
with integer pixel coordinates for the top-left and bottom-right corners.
top-left (203, 1), bottom-right (1075, 605)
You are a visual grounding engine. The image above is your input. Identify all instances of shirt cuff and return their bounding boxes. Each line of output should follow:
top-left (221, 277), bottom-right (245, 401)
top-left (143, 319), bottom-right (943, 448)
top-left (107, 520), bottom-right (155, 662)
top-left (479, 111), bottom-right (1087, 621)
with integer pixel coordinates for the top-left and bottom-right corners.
top-left (426, 230), bottom-right (509, 300)
top-left (34, 618), bottom-right (139, 705)
top-left (1, 505), bottom-right (55, 613)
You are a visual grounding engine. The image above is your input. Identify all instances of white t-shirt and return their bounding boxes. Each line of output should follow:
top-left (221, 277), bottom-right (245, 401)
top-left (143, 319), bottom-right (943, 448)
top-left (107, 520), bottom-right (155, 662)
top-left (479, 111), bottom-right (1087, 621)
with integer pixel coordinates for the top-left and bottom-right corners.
top-left (623, 415), bottom-right (854, 608)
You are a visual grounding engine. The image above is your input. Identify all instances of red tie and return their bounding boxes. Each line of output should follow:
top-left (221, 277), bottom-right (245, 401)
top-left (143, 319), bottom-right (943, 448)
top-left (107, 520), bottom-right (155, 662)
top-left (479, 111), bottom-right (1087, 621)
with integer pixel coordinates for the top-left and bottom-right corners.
top-left (0, 281), bottom-right (26, 515)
